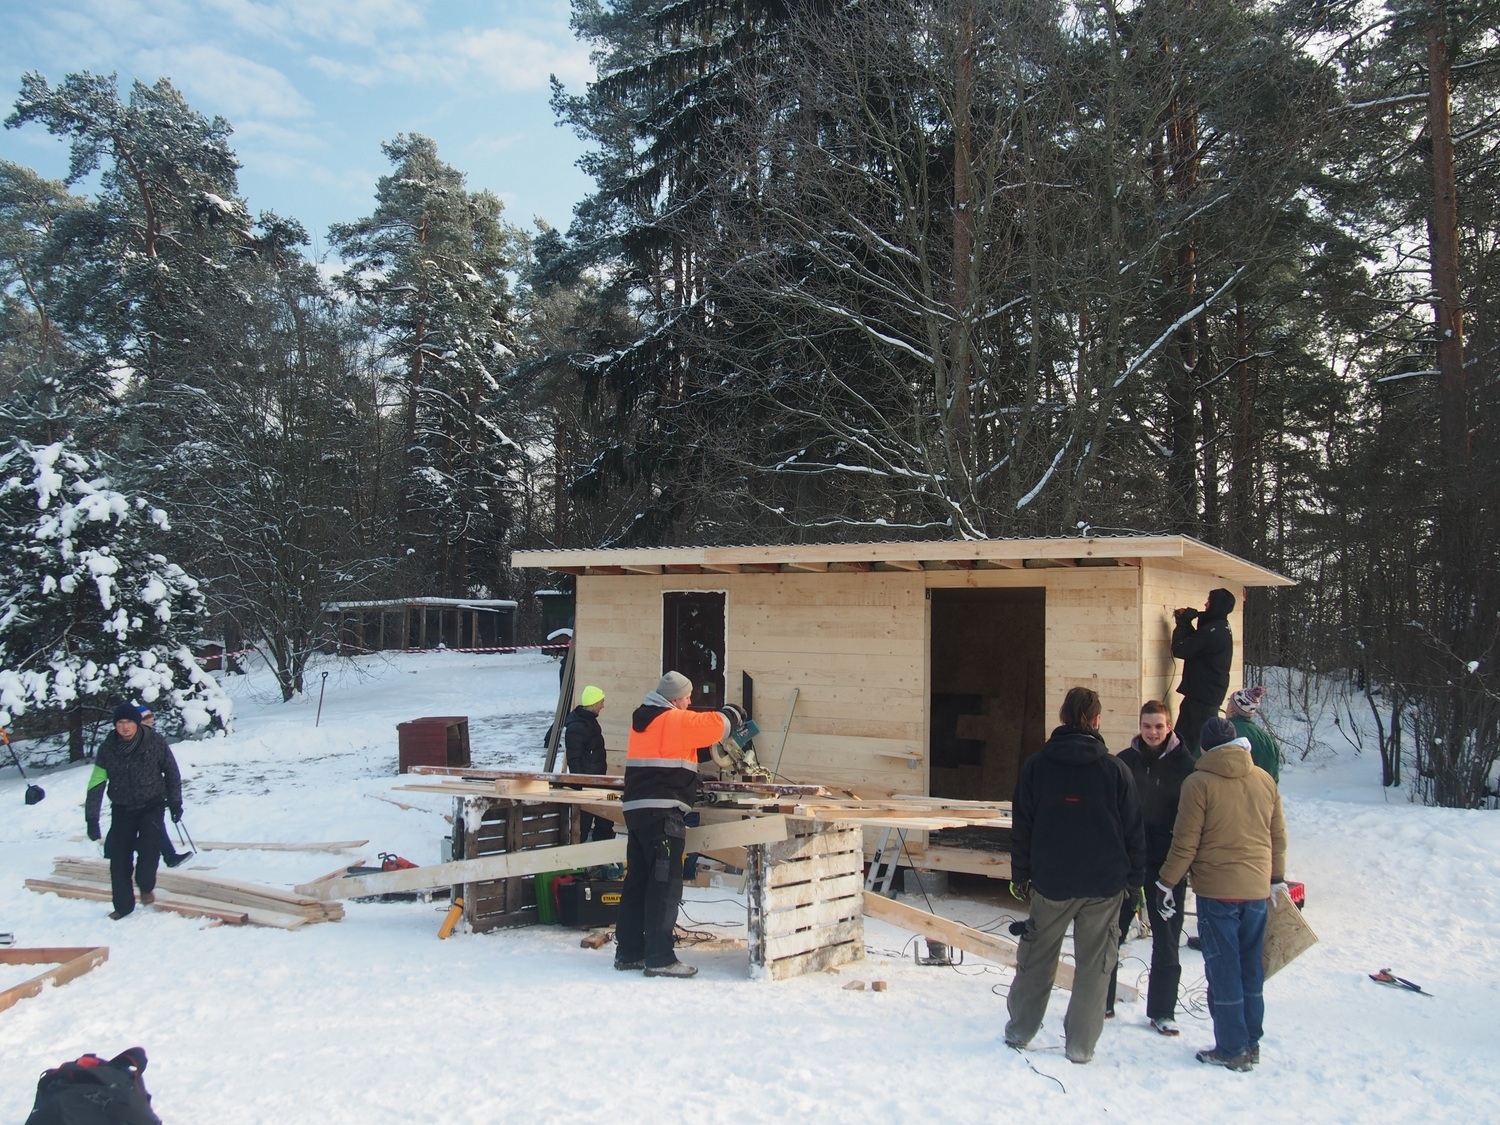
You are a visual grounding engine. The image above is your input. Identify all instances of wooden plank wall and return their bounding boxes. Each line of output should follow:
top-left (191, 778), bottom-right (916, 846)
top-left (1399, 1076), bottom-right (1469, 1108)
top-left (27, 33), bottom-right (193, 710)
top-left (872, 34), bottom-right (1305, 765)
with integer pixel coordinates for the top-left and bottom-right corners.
top-left (747, 818), bottom-right (865, 981)
top-left (574, 572), bottom-right (927, 797)
top-left (1138, 560), bottom-right (1247, 736)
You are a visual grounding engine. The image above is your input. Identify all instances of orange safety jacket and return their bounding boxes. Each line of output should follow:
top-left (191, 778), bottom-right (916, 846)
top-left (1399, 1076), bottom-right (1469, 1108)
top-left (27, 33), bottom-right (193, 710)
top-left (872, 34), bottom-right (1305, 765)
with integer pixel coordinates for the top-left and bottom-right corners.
top-left (621, 704), bottom-right (730, 817)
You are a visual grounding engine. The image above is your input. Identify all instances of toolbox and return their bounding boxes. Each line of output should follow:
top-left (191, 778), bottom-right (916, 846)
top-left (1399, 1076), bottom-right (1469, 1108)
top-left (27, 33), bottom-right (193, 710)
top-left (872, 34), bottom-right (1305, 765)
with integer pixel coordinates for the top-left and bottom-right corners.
top-left (555, 878), bottom-right (624, 928)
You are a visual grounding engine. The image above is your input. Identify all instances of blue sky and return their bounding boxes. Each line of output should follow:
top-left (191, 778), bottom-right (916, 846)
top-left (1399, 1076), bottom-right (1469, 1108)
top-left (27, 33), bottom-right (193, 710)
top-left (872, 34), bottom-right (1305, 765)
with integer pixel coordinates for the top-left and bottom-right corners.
top-left (0, 0), bottom-right (598, 256)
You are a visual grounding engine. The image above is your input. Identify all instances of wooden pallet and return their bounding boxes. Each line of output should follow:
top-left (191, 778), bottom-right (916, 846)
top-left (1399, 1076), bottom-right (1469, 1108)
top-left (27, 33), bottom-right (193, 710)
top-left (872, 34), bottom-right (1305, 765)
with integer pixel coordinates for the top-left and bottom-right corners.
top-left (747, 818), bottom-right (865, 981)
top-left (0, 947), bottom-right (109, 1013)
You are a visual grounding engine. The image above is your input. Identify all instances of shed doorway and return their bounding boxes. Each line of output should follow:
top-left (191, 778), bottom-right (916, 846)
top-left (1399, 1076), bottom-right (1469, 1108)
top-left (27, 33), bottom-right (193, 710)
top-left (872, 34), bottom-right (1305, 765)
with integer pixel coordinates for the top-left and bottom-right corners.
top-left (929, 588), bottom-right (1046, 802)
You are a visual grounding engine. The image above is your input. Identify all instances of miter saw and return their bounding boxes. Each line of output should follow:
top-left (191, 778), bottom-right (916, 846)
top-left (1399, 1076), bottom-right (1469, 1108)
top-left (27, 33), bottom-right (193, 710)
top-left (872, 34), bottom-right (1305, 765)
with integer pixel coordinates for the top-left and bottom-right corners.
top-left (707, 716), bottom-right (771, 782)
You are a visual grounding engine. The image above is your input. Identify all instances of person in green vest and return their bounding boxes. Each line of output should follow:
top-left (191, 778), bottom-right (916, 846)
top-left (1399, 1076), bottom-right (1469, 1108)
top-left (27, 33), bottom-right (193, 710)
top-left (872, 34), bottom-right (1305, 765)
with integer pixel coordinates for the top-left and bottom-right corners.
top-left (1227, 686), bottom-right (1280, 783)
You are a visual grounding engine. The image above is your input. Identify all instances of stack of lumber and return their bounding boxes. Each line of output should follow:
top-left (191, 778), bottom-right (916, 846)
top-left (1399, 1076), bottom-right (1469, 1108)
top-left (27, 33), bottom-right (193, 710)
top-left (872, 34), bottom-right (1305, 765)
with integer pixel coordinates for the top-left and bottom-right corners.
top-left (27, 858), bottom-right (344, 929)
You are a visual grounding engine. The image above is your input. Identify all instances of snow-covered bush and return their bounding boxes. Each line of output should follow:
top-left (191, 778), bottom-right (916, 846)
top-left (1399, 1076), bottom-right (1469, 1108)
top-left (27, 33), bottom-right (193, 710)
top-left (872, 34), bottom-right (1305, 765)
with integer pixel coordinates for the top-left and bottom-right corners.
top-left (0, 439), bottom-right (232, 736)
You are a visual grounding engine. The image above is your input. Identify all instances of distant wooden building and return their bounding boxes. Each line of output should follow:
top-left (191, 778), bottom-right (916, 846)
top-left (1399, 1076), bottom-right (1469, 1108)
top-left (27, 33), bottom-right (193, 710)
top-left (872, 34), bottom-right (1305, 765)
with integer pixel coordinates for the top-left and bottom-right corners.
top-left (323, 597), bottom-right (517, 654)
top-left (510, 537), bottom-right (1292, 876)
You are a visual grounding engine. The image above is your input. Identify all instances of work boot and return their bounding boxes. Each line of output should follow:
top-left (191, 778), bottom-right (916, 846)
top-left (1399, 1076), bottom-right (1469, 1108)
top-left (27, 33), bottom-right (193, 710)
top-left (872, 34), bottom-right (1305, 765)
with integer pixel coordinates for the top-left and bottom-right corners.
top-left (1196, 1048), bottom-right (1253, 1072)
top-left (1247, 1044), bottom-right (1260, 1064)
top-left (108, 909), bottom-right (132, 921)
top-left (613, 958), bottom-right (644, 971)
top-left (1150, 1017), bottom-right (1181, 1036)
top-left (141, 892), bottom-right (156, 905)
top-left (164, 851), bottom-right (193, 869)
top-left (643, 960), bottom-right (698, 978)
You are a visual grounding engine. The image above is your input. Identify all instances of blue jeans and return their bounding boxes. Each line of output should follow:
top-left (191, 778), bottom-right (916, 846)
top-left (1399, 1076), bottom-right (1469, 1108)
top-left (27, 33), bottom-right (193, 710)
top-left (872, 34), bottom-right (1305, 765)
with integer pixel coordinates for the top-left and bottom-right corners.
top-left (1197, 897), bottom-right (1268, 1056)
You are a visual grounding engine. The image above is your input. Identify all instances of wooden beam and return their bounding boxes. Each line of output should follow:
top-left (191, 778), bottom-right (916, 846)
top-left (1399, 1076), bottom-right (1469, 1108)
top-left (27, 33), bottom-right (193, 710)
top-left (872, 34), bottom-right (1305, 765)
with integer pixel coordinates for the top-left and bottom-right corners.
top-left (297, 815), bottom-right (791, 900)
top-left (621, 564), bottom-right (663, 575)
top-left (0, 947), bottom-right (109, 1014)
top-left (874, 559), bottom-right (923, 571)
top-left (783, 561), bottom-right (829, 573)
top-left (700, 563), bottom-right (743, 574)
top-left (862, 892), bottom-right (1137, 1000)
top-left (196, 840), bottom-right (369, 853)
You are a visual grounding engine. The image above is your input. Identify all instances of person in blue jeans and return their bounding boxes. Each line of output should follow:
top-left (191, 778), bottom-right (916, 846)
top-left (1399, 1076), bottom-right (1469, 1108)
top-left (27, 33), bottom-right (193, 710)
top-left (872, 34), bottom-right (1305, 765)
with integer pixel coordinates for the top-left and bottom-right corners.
top-left (1156, 717), bottom-right (1286, 1071)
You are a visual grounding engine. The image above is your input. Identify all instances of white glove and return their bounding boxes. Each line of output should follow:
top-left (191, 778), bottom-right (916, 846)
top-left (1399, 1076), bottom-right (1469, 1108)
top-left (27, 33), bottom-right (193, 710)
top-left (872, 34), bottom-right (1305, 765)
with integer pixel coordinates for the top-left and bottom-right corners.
top-left (1155, 880), bottom-right (1176, 921)
top-left (1270, 881), bottom-right (1289, 900)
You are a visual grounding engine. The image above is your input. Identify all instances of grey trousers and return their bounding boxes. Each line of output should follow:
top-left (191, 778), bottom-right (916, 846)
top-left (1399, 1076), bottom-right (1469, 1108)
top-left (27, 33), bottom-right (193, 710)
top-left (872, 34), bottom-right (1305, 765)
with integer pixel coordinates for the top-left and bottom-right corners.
top-left (1005, 890), bottom-right (1124, 1062)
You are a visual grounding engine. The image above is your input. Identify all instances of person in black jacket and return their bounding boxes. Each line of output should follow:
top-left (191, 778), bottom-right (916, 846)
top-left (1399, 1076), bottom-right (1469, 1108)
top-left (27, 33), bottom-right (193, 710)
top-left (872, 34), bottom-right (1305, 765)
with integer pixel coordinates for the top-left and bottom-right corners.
top-left (84, 703), bottom-right (184, 919)
top-left (1107, 700), bottom-right (1195, 1033)
top-left (1172, 587), bottom-right (1236, 756)
top-left (564, 686), bottom-right (614, 841)
top-left (1005, 687), bottom-right (1146, 1065)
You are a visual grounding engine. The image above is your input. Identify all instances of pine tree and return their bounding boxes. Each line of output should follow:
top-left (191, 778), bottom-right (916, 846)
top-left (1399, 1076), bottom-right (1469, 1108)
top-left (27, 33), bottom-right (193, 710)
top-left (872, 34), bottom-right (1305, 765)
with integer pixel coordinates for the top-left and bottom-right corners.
top-left (331, 134), bottom-right (522, 596)
top-left (0, 438), bottom-right (232, 757)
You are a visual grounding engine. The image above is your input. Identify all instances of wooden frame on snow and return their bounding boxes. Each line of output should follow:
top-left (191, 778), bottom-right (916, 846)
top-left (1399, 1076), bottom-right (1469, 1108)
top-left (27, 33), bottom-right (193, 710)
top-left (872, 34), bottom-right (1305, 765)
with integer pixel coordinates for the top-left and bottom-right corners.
top-left (0, 947), bottom-right (109, 1013)
top-left (512, 535), bottom-right (1293, 878)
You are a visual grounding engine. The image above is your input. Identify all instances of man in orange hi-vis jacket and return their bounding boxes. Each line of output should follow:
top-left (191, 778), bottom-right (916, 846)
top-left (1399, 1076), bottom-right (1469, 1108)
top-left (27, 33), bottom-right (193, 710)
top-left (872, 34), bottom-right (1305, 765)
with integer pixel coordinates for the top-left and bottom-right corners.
top-left (614, 670), bottom-right (743, 978)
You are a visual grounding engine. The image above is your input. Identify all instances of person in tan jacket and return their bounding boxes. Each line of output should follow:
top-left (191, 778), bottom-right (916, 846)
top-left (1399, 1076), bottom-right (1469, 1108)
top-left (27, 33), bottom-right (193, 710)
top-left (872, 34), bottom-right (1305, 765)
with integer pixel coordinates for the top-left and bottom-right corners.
top-left (1157, 717), bottom-right (1286, 1072)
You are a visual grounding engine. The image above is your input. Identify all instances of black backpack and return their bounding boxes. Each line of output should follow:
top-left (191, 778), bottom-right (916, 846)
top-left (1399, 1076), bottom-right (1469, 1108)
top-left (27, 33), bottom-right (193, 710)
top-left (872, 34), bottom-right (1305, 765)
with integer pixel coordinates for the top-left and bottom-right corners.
top-left (26, 1047), bottom-right (161, 1125)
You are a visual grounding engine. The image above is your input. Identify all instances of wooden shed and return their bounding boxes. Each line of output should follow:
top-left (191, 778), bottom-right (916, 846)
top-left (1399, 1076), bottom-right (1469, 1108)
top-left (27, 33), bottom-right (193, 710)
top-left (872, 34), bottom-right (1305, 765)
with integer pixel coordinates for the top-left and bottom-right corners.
top-left (510, 536), bottom-right (1293, 876)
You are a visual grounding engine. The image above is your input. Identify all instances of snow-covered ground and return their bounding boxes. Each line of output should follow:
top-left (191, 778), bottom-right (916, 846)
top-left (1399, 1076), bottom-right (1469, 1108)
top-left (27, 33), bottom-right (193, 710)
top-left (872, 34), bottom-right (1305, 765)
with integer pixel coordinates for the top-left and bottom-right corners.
top-left (3, 652), bottom-right (1497, 1123)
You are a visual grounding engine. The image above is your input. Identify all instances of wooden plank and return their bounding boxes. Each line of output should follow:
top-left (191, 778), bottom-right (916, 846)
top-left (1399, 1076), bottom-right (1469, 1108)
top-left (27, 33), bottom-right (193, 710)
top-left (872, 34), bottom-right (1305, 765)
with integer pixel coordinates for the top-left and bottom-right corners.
top-left (299, 816), bottom-right (790, 899)
top-left (764, 894), bottom-right (864, 934)
top-left (762, 871), bottom-right (865, 911)
top-left (53, 859), bottom-right (333, 917)
top-left (764, 826), bottom-right (863, 864)
top-left (26, 879), bottom-right (257, 926)
top-left (859, 892), bottom-right (1138, 999)
top-left (763, 916), bottom-right (864, 960)
top-left (767, 939), bottom-right (863, 980)
top-left (0, 947), bottom-right (109, 1014)
top-left (195, 840), bottom-right (369, 852)
top-left (767, 851), bottom-right (864, 889)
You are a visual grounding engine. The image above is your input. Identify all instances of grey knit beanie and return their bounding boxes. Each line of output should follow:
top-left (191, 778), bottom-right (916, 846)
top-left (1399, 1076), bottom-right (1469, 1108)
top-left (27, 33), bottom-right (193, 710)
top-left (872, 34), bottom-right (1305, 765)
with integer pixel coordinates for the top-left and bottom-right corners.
top-left (655, 671), bottom-right (693, 701)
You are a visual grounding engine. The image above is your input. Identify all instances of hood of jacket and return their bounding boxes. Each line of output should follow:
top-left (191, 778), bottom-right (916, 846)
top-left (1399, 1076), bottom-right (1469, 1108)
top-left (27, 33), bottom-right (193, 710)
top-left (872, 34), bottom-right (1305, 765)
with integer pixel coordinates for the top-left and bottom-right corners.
top-left (1042, 725), bottom-right (1110, 765)
top-left (1196, 741), bottom-right (1253, 777)
top-left (1204, 587), bottom-right (1237, 620)
top-left (1129, 730), bottom-right (1183, 762)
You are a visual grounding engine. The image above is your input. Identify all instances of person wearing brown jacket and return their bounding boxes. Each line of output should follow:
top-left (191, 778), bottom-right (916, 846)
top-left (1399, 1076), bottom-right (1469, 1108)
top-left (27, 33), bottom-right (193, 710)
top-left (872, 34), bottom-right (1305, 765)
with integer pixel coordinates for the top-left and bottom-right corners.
top-left (1157, 717), bottom-right (1286, 1072)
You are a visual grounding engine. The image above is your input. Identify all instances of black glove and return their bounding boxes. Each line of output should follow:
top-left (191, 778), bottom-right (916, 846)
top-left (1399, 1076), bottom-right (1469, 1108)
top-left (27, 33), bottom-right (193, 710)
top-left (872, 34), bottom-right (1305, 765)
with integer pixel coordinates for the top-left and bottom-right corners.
top-left (1174, 607), bottom-right (1198, 622)
top-left (170, 806), bottom-right (183, 823)
top-left (719, 703), bottom-right (747, 729)
top-left (87, 821), bottom-right (101, 841)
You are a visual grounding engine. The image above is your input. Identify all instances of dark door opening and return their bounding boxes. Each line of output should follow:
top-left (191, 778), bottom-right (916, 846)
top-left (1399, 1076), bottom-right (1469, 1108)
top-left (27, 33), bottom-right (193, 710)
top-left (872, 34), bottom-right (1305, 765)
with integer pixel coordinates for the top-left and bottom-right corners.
top-left (662, 592), bottom-right (726, 709)
top-left (929, 588), bottom-right (1046, 802)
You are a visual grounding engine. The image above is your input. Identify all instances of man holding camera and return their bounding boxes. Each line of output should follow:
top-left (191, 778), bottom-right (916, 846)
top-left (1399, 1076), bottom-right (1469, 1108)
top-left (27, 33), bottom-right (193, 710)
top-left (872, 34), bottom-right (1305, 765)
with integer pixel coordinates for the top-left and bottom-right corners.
top-left (1171, 588), bottom-right (1236, 756)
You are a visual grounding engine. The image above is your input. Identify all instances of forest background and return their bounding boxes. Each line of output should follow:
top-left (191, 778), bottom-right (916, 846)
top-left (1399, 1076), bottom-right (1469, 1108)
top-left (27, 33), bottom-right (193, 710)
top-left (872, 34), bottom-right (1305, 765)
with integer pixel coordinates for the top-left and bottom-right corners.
top-left (0, 0), bottom-right (1495, 807)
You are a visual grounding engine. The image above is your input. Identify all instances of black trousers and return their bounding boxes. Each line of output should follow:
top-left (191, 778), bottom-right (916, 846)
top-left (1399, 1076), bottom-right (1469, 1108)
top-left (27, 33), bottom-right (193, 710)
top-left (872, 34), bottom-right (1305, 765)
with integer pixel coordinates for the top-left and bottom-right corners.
top-left (1108, 872), bottom-right (1188, 1019)
top-left (105, 802), bottom-right (164, 915)
top-left (616, 812), bottom-right (686, 968)
top-left (1176, 696), bottom-right (1222, 757)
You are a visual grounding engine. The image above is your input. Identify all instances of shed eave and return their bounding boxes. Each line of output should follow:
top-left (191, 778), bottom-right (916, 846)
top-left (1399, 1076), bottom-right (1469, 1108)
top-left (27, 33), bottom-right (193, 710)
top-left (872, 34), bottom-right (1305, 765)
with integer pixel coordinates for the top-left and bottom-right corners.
top-left (512, 536), bottom-right (1293, 588)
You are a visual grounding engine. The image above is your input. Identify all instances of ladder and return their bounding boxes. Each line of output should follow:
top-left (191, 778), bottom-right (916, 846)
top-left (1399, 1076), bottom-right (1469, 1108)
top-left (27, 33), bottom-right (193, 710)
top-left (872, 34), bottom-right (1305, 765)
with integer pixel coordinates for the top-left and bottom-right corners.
top-left (864, 827), bottom-right (907, 897)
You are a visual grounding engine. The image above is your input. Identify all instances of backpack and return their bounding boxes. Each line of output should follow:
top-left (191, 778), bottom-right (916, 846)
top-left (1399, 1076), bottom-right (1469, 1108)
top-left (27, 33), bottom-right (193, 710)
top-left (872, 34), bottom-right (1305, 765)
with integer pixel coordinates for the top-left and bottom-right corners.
top-left (26, 1047), bottom-right (161, 1125)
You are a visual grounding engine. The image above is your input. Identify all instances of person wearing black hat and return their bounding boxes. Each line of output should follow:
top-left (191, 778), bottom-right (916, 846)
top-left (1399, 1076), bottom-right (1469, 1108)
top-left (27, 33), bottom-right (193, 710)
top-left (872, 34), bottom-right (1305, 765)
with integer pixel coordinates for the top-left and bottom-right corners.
top-left (1171, 588), bottom-right (1237, 756)
top-left (84, 703), bottom-right (185, 919)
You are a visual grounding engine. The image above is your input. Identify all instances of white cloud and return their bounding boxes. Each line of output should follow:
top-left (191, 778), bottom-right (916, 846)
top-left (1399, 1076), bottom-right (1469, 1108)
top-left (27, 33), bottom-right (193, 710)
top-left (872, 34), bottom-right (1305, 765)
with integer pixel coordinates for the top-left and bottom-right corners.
top-left (135, 44), bottom-right (313, 120)
top-left (200, 0), bottom-right (426, 49)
